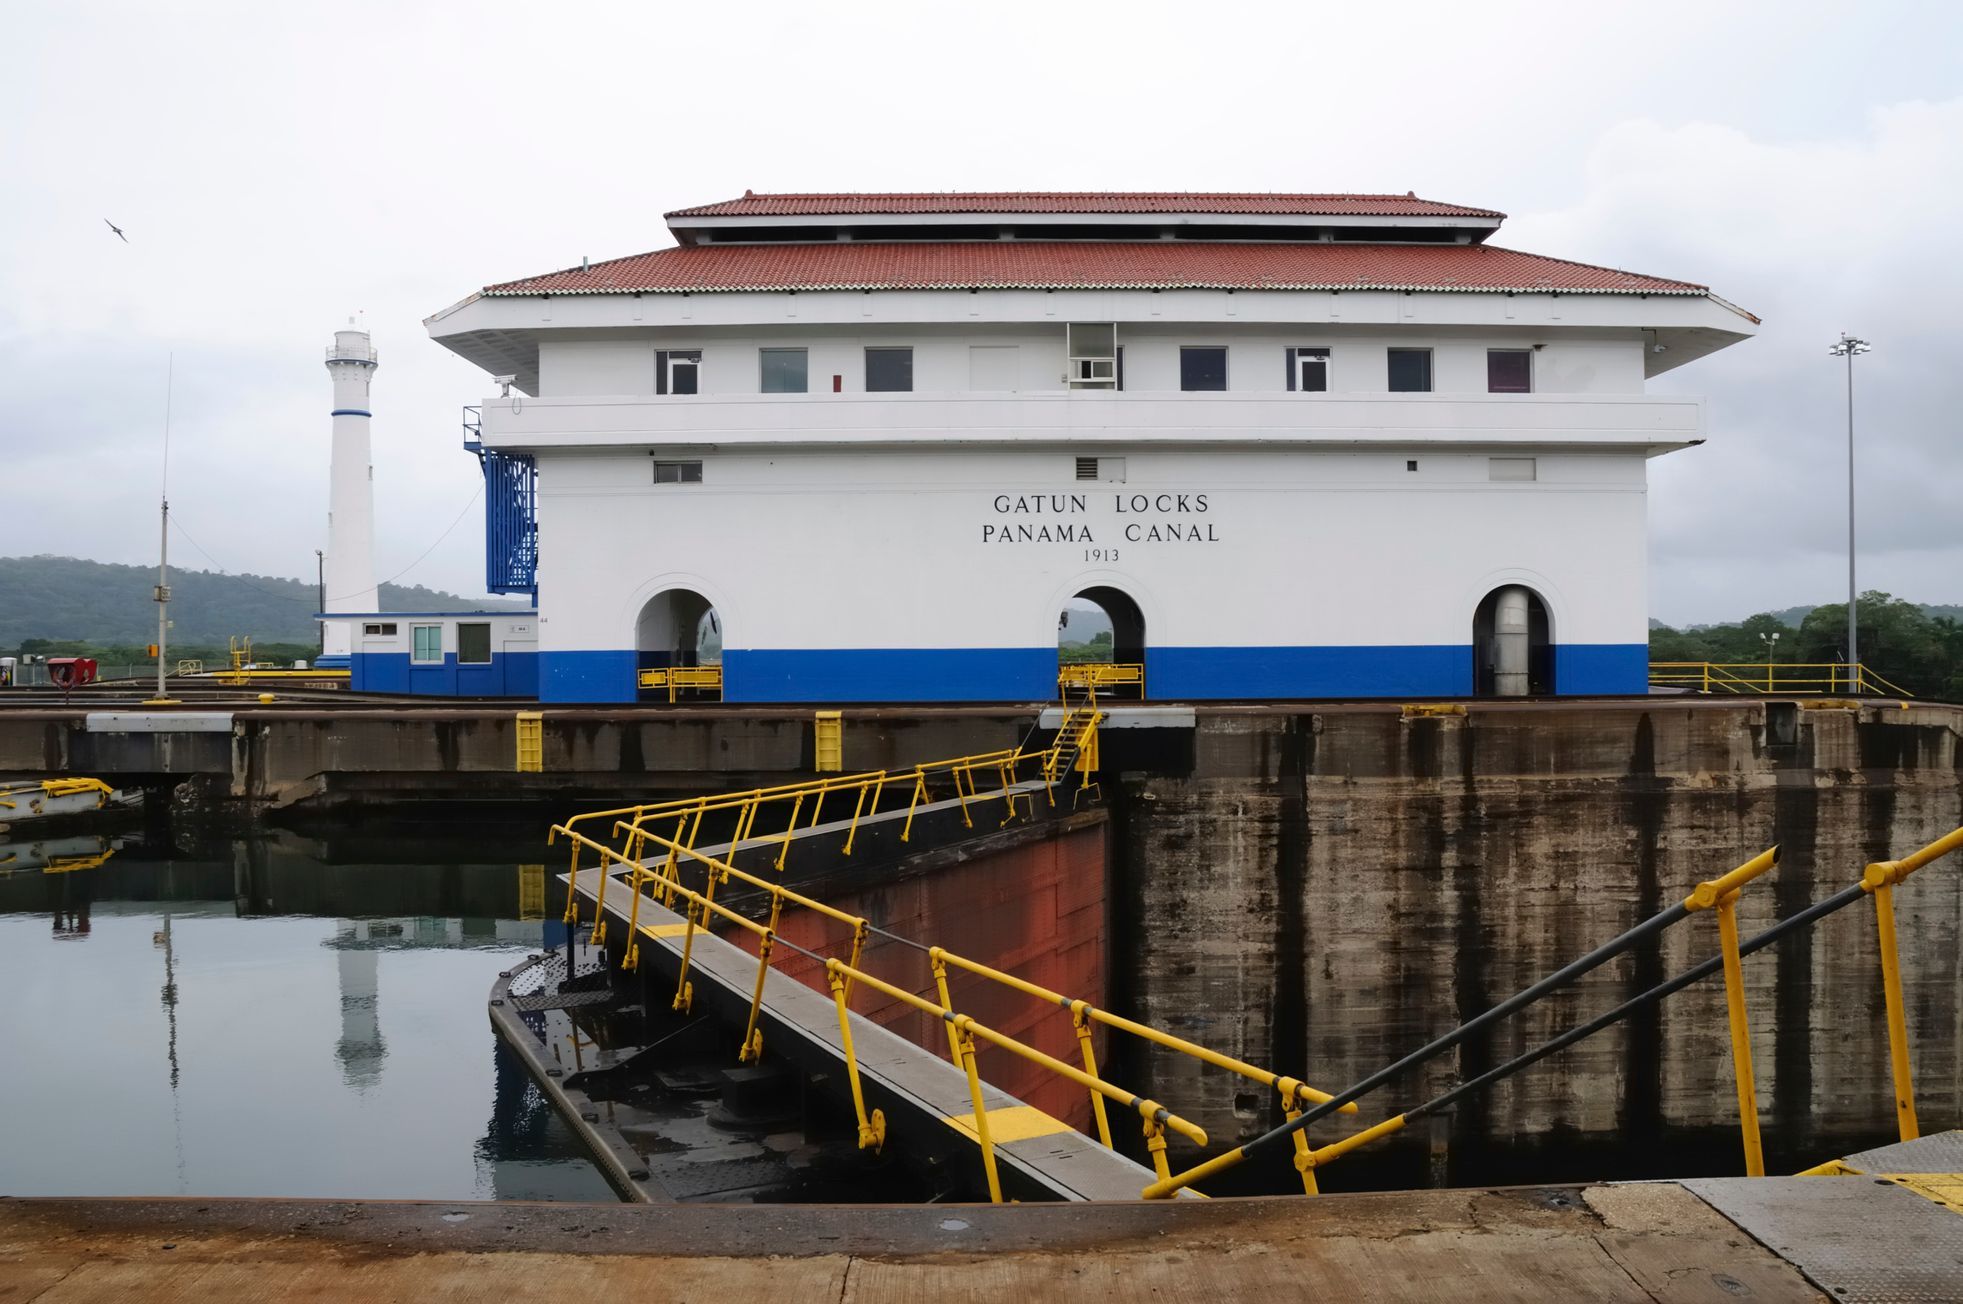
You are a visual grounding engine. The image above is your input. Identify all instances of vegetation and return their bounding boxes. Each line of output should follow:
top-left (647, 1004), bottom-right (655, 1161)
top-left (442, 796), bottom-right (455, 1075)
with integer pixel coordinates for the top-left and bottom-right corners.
top-left (1650, 592), bottom-right (1963, 701)
top-left (1058, 630), bottom-right (1114, 665)
top-left (0, 555), bottom-right (523, 648)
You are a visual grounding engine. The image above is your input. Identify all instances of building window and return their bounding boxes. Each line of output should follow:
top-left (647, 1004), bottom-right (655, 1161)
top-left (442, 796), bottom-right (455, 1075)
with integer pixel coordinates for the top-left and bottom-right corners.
top-left (411, 625), bottom-right (443, 663)
top-left (656, 349), bottom-right (700, 395)
top-left (652, 460), bottom-right (704, 484)
top-left (1488, 349), bottom-right (1533, 394)
top-left (1067, 323), bottom-right (1118, 389)
top-left (457, 623), bottom-right (492, 665)
top-left (1180, 346), bottom-right (1227, 391)
top-left (1286, 347), bottom-right (1330, 392)
top-left (760, 348), bottom-right (807, 394)
top-left (1489, 457), bottom-right (1537, 482)
top-left (1387, 348), bottom-right (1433, 393)
top-left (1406, 460), bottom-right (1419, 472)
top-left (362, 622), bottom-right (397, 636)
top-left (865, 347), bottom-right (913, 392)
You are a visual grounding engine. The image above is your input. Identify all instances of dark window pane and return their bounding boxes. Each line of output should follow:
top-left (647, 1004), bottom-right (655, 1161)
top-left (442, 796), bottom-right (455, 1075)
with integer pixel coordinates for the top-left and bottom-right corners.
top-left (458, 623), bottom-right (492, 664)
top-left (670, 361), bottom-right (698, 395)
top-left (761, 348), bottom-right (807, 393)
top-left (1388, 348), bottom-right (1432, 392)
top-left (1487, 349), bottom-right (1532, 393)
top-left (866, 347), bottom-right (913, 392)
top-left (1180, 346), bottom-right (1227, 391)
top-left (1296, 346), bottom-right (1330, 393)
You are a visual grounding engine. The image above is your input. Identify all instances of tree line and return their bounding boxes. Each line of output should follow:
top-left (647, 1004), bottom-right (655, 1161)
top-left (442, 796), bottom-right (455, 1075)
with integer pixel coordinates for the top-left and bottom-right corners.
top-left (1650, 591), bottom-right (1963, 701)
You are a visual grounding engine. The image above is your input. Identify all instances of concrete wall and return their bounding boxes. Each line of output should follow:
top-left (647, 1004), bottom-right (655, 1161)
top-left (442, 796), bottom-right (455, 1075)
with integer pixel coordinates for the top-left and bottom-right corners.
top-left (1112, 702), bottom-right (1963, 1188)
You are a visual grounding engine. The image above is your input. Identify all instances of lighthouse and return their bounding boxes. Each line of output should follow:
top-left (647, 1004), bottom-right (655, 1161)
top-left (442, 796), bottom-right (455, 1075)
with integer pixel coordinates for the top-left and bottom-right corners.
top-left (319, 324), bottom-right (379, 666)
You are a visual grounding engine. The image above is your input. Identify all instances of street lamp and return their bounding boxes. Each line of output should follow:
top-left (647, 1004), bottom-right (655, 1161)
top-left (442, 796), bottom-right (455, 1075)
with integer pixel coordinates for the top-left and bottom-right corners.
top-left (1759, 630), bottom-right (1781, 691)
top-left (1828, 332), bottom-right (1871, 692)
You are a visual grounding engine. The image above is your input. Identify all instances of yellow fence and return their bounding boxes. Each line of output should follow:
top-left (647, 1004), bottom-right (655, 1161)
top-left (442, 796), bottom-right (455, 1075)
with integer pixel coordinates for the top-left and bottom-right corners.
top-left (636, 664), bottom-right (724, 703)
top-left (1650, 661), bottom-right (1912, 697)
top-left (1059, 662), bottom-right (1145, 697)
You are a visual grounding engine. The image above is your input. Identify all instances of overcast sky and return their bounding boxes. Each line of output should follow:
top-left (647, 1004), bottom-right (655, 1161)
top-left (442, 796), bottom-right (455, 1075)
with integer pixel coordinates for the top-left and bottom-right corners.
top-left (2, 1), bottom-right (1957, 626)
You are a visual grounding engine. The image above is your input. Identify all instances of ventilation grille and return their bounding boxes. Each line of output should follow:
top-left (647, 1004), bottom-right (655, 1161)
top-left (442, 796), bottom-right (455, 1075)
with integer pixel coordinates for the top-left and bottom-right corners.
top-left (1075, 457), bottom-right (1099, 481)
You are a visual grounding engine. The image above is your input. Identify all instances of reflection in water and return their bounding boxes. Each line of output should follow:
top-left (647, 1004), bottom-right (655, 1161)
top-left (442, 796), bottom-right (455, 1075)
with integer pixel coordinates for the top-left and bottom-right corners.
top-left (0, 823), bottom-right (614, 1202)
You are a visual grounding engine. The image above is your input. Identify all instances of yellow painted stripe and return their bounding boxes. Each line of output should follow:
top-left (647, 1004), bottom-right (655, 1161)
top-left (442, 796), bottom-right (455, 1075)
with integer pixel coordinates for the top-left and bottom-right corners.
top-left (1882, 1173), bottom-right (1963, 1215)
top-left (642, 922), bottom-right (692, 939)
top-left (941, 1105), bottom-right (1076, 1145)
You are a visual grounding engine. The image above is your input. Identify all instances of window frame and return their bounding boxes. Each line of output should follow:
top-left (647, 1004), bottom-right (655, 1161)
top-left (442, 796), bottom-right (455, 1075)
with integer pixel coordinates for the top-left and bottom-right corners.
top-left (1387, 347), bottom-right (1434, 393)
top-left (656, 349), bottom-right (702, 396)
top-left (651, 459), bottom-right (704, 485)
top-left (864, 346), bottom-right (914, 393)
top-left (410, 624), bottom-right (444, 664)
top-left (1179, 345), bottom-right (1228, 392)
top-left (456, 622), bottom-right (492, 665)
top-left (1487, 348), bottom-right (1533, 394)
top-left (759, 347), bottom-right (808, 394)
top-left (361, 622), bottom-right (397, 637)
top-left (1286, 346), bottom-right (1331, 393)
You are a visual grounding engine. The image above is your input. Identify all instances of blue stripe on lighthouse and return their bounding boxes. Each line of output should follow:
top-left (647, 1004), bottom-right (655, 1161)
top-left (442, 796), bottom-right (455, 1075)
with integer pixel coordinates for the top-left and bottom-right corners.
top-left (329, 409), bottom-right (372, 417)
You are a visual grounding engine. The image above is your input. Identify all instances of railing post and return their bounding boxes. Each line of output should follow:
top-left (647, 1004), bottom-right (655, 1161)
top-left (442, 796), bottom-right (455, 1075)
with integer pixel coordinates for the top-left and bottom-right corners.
top-left (1713, 888), bottom-right (1765, 1176)
top-left (1864, 861), bottom-right (1922, 1142)
top-left (1071, 1001), bottom-right (1115, 1149)
top-left (621, 866), bottom-right (646, 971)
top-left (1277, 1078), bottom-right (1319, 1196)
top-left (826, 962), bottom-right (887, 1155)
top-left (954, 1017), bottom-right (1004, 1203)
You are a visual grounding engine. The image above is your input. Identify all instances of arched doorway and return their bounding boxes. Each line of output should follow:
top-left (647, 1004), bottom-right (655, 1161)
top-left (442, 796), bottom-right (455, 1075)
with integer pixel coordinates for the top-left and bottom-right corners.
top-left (1058, 586), bottom-right (1146, 698)
top-left (1473, 585), bottom-right (1551, 697)
top-left (636, 588), bottom-right (721, 700)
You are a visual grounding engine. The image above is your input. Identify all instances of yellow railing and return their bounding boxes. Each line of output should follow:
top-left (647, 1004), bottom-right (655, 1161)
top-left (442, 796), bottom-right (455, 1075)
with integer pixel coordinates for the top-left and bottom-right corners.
top-left (548, 805), bottom-right (1351, 1202)
top-left (636, 664), bottom-right (724, 703)
top-left (1649, 661), bottom-right (1912, 697)
top-left (1059, 662), bottom-right (1145, 697)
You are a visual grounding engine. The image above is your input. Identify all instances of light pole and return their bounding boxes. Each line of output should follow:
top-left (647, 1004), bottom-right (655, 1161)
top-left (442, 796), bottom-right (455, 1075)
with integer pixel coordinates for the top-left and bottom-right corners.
top-left (1828, 333), bottom-right (1871, 692)
top-left (1759, 630), bottom-right (1781, 691)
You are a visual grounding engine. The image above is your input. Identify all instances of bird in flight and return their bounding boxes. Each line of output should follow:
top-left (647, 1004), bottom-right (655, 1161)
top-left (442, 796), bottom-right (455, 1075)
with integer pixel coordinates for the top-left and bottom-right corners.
top-left (104, 219), bottom-right (128, 242)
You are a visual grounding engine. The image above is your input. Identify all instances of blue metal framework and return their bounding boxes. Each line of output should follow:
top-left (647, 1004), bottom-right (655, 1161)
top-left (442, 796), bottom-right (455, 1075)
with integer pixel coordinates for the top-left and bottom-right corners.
top-left (464, 406), bottom-right (538, 597)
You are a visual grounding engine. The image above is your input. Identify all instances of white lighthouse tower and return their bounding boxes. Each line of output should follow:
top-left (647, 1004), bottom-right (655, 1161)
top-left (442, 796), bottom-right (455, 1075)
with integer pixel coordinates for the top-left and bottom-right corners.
top-left (320, 323), bottom-right (380, 665)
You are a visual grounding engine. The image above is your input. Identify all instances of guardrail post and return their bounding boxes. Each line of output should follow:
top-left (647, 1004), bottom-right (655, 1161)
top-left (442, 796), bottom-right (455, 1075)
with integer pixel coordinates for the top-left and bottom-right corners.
top-left (953, 1016), bottom-right (1004, 1204)
top-left (1713, 887), bottom-right (1765, 1175)
top-left (621, 867), bottom-right (646, 972)
top-left (1870, 876), bottom-right (1918, 1141)
top-left (1276, 1078), bottom-right (1319, 1195)
top-left (826, 963), bottom-right (887, 1155)
top-left (1071, 1002), bottom-right (1115, 1148)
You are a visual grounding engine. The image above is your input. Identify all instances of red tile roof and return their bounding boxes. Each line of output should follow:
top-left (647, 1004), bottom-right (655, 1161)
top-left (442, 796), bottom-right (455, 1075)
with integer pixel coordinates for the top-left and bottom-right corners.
top-left (485, 242), bottom-right (1706, 297)
top-left (668, 191), bottom-right (1503, 219)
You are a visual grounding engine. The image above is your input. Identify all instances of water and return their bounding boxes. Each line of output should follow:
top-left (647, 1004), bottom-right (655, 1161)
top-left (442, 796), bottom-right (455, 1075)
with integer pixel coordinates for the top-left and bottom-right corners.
top-left (0, 821), bottom-right (614, 1202)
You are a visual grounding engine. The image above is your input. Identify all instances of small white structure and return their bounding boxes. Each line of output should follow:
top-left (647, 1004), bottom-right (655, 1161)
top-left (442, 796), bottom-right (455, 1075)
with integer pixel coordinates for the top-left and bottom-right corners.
top-left (425, 191), bottom-right (1757, 704)
top-left (319, 325), bottom-right (380, 667)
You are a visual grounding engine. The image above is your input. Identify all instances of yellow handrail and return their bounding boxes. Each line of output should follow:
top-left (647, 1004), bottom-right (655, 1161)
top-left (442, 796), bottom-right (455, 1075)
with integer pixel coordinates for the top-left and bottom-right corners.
top-left (1648, 661), bottom-right (1913, 697)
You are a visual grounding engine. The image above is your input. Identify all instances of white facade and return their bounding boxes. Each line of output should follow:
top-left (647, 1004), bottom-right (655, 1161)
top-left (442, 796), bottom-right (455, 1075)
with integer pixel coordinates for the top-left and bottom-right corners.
top-left (425, 193), bottom-right (1755, 703)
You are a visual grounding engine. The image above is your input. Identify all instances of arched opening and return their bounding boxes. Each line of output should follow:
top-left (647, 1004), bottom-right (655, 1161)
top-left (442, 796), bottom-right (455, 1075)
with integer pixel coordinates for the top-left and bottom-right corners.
top-left (1058, 586), bottom-right (1146, 698)
top-left (635, 588), bottom-right (721, 700)
top-left (1473, 586), bottom-right (1551, 697)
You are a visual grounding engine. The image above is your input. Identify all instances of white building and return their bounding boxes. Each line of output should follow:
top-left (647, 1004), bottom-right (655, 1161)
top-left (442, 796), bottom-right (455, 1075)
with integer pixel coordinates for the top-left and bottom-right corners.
top-left (424, 191), bottom-right (1755, 705)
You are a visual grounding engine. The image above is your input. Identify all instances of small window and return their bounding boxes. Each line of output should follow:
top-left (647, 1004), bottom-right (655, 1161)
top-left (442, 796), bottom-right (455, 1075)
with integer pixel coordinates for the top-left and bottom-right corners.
top-left (1067, 323), bottom-right (1118, 389)
top-left (457, 622), bottom-right (492, 664)
top-left (1180, 346), bottom-right (1227, 392)
top-left (1488, 349), bottom-right (1533, 394)
top-left (1490, 457), bottom-right (1537, 482)
top-left (1406, 460), bottom-right (1418, 472)
top-left (1287, 347), bottom-right (1330, 393)
top-left (362, 622), bottom-right (397, 636)
top-left (656, 349), bottom-right (701, 396)
top-left (865, 347), bottom-right (913, 392)
top-left (652, 460), bottom-right (704, 484)
top-left (1388, 348), bottom-right (1432, 393)
top-left (411, 625), bottom-right (443, 663)
top-left (760, 348), bottom-right (807, 394)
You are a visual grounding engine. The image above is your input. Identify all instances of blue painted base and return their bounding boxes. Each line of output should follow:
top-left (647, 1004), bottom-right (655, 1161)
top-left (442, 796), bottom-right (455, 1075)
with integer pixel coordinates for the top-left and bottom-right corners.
top-left (352, 651), bottom-right (539, 697)
top-left (532, 643), bottom-right (1650, 703)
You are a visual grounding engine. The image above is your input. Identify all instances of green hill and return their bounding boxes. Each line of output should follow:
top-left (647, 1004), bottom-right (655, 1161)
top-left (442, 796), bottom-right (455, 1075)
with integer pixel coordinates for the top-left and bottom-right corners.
top-left (0, 555), bottom-right (524, 647)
